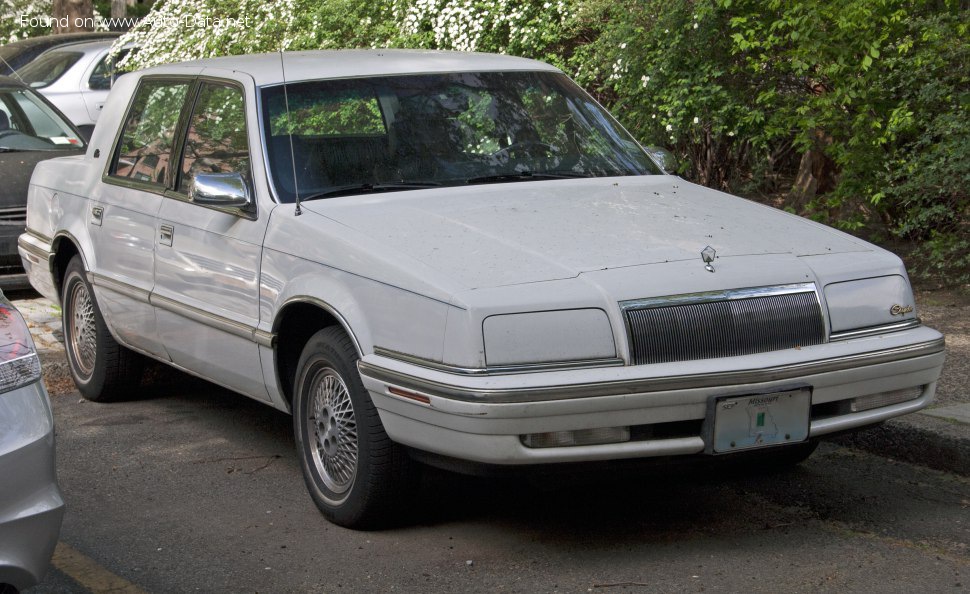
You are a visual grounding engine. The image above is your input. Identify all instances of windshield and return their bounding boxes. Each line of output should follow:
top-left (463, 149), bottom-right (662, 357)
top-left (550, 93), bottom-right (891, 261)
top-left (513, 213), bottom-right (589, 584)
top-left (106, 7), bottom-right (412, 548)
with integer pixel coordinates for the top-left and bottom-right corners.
top-left (17, 50), bottom-right (83, 88)
top-left (0, 87), bottom-right (84, 151)
top-left (261, 71), bottom-right (660, 203)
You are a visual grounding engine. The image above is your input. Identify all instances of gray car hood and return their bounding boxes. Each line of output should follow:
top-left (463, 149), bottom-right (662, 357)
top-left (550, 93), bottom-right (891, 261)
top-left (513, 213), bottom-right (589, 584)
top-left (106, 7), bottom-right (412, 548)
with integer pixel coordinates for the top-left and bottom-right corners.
top-left (302, 175), bottom-right (869, 290)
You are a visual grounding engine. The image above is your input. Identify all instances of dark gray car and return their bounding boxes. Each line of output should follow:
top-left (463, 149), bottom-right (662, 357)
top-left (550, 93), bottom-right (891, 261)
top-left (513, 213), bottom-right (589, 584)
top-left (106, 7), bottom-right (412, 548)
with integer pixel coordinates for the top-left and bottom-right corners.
top-left (0, 32), bottom-right (120, 75)
top-left (0, 75), bottom-right (85, 288)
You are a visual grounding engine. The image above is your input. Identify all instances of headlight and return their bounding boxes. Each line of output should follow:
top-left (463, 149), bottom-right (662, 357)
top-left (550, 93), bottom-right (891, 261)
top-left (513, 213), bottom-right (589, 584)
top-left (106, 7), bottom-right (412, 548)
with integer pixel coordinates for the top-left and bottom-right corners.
top-left (825, 275), bottom-right (918, 339)
top-left (0, 298), bottom-right (42, 394)
top-left (482, 308), bottom-right (616, 367)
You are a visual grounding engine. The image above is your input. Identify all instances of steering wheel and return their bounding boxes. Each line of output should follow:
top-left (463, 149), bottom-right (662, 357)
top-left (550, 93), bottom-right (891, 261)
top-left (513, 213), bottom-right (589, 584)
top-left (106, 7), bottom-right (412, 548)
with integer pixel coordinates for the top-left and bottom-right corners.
top-left (490, 141), bottom-right (558, 160)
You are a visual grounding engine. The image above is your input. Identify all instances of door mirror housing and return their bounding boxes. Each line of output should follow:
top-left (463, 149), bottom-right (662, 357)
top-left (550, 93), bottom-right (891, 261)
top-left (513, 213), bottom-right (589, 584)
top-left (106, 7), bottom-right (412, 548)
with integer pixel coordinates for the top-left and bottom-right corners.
top-left (190, 172), bottom-right (253, 209)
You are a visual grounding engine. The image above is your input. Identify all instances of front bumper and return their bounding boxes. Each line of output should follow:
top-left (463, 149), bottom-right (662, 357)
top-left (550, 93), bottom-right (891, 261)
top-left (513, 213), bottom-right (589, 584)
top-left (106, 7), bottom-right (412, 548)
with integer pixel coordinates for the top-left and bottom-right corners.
top-left (0, 381), bottom-right (65, 591)
top-left (359, 326), bottom-right (945, 465)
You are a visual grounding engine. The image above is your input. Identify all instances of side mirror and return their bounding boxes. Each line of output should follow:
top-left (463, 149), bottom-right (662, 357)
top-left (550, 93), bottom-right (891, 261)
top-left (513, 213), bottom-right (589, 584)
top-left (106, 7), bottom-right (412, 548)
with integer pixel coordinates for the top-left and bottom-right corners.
top-left (190, 172), bottom-right (252, 208)
top-left (645, 146), bottom-right (679, 174)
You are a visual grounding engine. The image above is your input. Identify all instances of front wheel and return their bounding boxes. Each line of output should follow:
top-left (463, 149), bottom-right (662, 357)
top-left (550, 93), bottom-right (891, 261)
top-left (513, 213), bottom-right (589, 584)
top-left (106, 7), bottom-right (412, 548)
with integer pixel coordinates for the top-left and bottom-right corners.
top-left (62, 255), bottom-right (143, 401)
top-left (293, 326), bottom-right (413, 529)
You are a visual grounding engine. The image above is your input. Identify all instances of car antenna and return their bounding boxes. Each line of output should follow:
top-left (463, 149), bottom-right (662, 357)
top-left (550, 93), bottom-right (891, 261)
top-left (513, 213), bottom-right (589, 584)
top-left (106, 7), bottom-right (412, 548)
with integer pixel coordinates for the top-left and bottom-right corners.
top-left (279, 50), bottom-right (301, 216)
top-left (0, 54), bottom-right (25, 83)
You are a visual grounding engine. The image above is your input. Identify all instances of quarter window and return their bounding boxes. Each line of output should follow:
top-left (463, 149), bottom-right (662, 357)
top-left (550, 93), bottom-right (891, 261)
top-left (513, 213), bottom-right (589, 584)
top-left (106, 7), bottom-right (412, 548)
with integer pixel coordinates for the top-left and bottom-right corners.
top-left (111, 80), bottom-right (190, 185)
top-left (177, 82), bottom-right (250, 194)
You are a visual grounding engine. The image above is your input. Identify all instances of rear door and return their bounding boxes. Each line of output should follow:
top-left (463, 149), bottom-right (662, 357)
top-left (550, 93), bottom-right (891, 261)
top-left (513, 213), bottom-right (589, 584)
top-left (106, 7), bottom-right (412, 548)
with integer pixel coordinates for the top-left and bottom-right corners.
top-left (92, 77), bottom-right (191, 359)
top-left (82, 47), bottom-right (131, 123)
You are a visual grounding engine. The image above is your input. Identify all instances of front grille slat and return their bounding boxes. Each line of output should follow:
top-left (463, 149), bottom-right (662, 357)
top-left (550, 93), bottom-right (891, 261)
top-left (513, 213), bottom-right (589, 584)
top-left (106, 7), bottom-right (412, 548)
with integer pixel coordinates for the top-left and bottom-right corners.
top-left (624, 287), bottom-right (825, 365)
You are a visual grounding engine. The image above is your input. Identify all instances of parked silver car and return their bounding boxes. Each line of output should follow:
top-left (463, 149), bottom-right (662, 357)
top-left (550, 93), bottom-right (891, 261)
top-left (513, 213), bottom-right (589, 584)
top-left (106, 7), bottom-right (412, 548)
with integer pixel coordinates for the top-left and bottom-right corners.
top-left (16, 40), bottom-right (131, 137)
top-left (0, 291), bottom-right (64, 590)
top-left (0, 32), bottom-right (121, 76)
top-left (20, 50), bottom-right (945, 529)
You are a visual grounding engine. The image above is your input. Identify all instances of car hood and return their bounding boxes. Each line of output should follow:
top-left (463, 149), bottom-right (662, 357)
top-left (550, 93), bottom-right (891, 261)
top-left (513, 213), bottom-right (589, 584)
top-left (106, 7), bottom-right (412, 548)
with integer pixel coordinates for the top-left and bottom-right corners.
top-left (302, 175), bottom-right (870, 290)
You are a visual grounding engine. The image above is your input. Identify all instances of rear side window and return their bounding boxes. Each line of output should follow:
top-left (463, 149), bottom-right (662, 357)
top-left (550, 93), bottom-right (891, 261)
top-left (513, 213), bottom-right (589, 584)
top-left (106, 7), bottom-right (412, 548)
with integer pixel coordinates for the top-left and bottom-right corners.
top-left (16, 51), bottom-right (82, 88)
top-left (88, 48), bottom-right (131, 91)
top-left (111, 80), bottom-right (189, 185)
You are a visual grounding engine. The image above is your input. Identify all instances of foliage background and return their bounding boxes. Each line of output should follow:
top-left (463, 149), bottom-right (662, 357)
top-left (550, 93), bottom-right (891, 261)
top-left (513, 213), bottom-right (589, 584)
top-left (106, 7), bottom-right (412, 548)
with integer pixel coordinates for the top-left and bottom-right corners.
top-left (4, 0), bottom-right (967, 286)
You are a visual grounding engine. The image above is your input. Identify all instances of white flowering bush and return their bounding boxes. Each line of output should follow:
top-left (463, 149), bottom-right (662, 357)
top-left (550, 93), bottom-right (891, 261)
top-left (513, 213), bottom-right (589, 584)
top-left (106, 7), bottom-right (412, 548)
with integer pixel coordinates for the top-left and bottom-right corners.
top-left (395, 0), bottom-right (575, 66)
top-left (1, 0), bottom-right (51, 43)
top-left (115, 0), bottom-right (311, 70)
top-left (116, 0), bottom-right (578, 71)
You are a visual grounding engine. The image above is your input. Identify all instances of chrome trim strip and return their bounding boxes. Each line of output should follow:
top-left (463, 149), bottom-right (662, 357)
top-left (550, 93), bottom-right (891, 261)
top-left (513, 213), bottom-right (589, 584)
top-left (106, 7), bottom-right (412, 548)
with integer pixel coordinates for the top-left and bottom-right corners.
top-left (374, 346), bottom-right (624, 376)
top-left (618, 282), bottom-right (818, 311)
top-left (829, 319), bottom-right (922, 341)
top-left (359, 338), bottom-right (946, 404)
top-left (90, 272), bottom-right (151, 303)
top-left (90, 274), bottom-right (278, 347)
top-left (17, 234), bottom-right (52, 263)
top-left (26, 228), bottom-right (54, 245)
top-left (151, 293), bottom-right (255, 342)
top-left (254, 329), bottom-right (275, 348)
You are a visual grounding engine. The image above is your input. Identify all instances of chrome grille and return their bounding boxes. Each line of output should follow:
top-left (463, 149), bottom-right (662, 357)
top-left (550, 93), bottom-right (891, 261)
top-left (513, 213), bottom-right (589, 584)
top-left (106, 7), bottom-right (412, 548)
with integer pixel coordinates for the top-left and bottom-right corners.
top-left (622, 284), bottom-right (825, 365)
top-left (0, 207), bottom-right (26, 223)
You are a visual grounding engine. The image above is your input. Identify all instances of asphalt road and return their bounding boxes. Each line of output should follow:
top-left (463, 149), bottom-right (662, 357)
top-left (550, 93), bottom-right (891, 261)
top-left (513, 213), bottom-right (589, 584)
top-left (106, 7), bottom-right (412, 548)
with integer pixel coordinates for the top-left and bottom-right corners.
top-left (25, 370), bottom-right (970, 594)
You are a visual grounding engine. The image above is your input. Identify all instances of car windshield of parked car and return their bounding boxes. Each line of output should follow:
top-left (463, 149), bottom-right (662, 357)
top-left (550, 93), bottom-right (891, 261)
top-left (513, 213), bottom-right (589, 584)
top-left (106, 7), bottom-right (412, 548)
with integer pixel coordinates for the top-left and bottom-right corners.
top-left (0, 87), bottom-right (84, 151)
top-left (16, 50), bottom-right (83, 88)
top-left (261, 71), bottom-right (661, 202)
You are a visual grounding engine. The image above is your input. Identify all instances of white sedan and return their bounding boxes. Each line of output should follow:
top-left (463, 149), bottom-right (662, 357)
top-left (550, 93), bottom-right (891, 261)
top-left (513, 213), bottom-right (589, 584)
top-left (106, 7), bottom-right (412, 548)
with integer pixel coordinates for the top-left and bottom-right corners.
top-left (19, 50), bottom-right (945, 528)
top-left (16, 39), bottom-right (132, 137)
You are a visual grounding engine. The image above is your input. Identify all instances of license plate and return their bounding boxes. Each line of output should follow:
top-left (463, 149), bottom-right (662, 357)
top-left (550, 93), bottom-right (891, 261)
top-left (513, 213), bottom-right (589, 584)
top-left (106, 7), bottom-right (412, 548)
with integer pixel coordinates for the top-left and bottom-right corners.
top-left (710, 388), bottom-right (810, 453)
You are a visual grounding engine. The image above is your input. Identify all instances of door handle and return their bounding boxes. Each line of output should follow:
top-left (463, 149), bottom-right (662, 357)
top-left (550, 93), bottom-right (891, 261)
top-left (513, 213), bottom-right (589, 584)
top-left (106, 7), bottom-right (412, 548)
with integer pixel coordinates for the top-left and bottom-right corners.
top-left (159, 224), bottom-right (174, 246)
top-left (90, 205), bottom-right (103, 226)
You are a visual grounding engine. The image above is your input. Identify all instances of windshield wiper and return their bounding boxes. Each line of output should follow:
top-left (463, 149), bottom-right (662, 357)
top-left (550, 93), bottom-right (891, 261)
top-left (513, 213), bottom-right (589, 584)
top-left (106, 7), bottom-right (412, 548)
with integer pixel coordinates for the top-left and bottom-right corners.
top-left (301, 181), bottom-right (441, 201)
top-left (465, 170), bottom-right (594, 184)
top-left (0, 147), bottom-right (24, 153)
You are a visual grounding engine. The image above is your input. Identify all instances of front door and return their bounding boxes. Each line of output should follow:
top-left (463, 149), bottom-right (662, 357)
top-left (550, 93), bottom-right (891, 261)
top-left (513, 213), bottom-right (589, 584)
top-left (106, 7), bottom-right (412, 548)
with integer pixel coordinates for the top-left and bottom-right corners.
top-left (151, 78), bottom-right (270, 401)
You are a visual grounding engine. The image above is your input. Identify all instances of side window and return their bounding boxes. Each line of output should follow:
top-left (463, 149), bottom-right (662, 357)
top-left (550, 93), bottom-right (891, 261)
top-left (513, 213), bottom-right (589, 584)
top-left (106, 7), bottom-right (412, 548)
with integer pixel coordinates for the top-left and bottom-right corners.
top-left (111, 80), bottom-right (190, 185)
top-left (177, 82), bottom-right (249, 194)
top-left (88, 49), bottom-right (130, 91)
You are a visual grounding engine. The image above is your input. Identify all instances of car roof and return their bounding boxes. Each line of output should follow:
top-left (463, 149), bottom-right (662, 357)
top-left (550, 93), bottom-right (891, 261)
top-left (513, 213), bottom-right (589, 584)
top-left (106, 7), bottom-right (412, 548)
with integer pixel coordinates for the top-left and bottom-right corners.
top-left (34, 39), bottom-right (116, 55)
top-left (140, 49), bottom-right (562, 87)
top-left (0, 32), bottom-right (121, 74)
top-left (0, 31), bottom-right (120, 51)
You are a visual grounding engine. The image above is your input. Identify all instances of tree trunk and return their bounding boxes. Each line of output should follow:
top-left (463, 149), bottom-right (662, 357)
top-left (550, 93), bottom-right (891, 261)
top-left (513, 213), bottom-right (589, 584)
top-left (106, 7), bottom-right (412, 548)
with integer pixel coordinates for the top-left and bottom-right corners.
top-left (112, 0), bottom-right (126, 19)
top-left (52, 0), bottom-right (95, 33)
top-left (789, 130), bottom-right (836, 213)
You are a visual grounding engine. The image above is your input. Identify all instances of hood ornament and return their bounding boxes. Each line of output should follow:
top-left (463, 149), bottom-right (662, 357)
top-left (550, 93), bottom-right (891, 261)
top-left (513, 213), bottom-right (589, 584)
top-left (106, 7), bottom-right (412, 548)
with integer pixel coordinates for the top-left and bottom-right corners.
top-left (701, 246), bottom-right (716, 273)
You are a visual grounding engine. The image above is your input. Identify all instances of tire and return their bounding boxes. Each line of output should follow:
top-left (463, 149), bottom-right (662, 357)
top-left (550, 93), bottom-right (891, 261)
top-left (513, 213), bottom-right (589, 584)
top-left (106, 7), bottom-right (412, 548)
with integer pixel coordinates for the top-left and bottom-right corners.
top-left (293, 326), bottom-right (413, 529)
top-left (62, 255), bottom-right (143, 402)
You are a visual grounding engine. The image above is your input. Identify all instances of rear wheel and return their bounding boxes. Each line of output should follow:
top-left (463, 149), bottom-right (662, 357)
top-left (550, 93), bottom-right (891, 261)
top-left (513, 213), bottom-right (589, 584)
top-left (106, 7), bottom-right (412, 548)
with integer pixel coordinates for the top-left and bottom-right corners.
top-left (293, 326), bottom-right (413, 528)
top-left (62, 255), bottom-right (143, 401)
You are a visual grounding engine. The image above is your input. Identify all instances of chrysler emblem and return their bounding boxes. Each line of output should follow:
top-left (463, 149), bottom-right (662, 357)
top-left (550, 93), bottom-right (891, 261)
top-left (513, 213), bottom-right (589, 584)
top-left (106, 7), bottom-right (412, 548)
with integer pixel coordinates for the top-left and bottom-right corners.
top-left (701, 245), bottom-right (716, 273)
